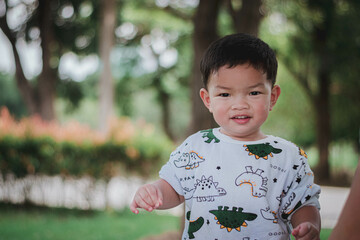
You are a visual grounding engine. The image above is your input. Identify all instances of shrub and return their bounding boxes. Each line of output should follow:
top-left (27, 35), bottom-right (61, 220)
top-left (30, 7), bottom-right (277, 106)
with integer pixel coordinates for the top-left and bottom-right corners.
top-left (0, 107), bottom-right (173, 179)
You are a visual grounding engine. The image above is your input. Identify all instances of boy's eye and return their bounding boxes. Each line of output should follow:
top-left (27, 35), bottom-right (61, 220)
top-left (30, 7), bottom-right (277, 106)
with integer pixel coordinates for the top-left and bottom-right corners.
top-left (250, 91), bottom-right (261, 96)
top-left (219, 93), bottom-right (230, 97)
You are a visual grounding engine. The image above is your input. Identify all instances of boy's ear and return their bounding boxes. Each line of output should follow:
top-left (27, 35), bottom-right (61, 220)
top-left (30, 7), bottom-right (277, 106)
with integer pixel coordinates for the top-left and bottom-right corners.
top-left (270, 85), bottom-right (281, 111)
top-left (199, 88), bottom-right (212, 112)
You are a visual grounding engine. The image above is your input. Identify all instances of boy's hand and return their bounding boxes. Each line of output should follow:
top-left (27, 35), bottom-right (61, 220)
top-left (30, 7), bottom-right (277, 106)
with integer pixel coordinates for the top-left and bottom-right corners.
top-left (292, 222), bottom-right (320, 240)
top-left (130, 183), bottom-right (163, 214)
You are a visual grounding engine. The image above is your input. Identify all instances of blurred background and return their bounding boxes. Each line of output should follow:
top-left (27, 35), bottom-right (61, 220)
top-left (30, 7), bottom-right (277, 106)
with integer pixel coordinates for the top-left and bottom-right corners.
top-left (0, 0), bottom-right (359, 239)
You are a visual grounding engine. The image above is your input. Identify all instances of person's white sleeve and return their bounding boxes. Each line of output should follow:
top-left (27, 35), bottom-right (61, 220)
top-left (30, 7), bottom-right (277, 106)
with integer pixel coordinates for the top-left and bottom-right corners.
top-left (279, 155), bottom-right (321, 228)
top-left (159, 160), bottom-right (184, 196)
top-left (158, 140), bottom-right (191, 197)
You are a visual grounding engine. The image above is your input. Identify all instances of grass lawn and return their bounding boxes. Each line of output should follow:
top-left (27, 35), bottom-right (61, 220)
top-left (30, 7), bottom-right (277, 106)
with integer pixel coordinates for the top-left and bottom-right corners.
top-left (0, 204), bottom-right (332, 240)
top-left (0, 204), bottom-right (180, 240)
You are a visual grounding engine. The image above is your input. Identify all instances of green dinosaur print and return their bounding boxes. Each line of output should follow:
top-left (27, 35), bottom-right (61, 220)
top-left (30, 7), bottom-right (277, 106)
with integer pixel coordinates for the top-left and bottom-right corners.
top-left (200, 129), bottom-right (220, 144)
top-left (209, 206), bottom-right (257, 232)
top-left (244, 143), bottom-right (282, 160)
top-left (187, 211), bottom-right (204, 239)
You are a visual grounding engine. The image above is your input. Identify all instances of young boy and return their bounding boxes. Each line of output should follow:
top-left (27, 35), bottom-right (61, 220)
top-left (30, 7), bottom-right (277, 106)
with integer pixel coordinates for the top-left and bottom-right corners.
top-left (130, 33), bottom-right (321, 240)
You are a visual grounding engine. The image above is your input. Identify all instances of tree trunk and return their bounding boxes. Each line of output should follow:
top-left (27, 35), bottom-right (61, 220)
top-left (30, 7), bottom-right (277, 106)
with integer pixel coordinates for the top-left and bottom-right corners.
top-left (38, 0), bottom-right (57, 121)
top-left (1, 0), bottom-right (57, 121)
top-left (313, 41), bottom-right (331, 182)
top-left (152, 72), bottom-right (176, 142)
top-left (0, 11), bottom-right (37, 115)
top-left (314, 73), bottom-right (331, 182)
top-left (188, 0), bottom-right (221, 134)
top-left (98, 0), bottom-right (116, 134)
top-left (311, 2), bottom-right (334, 183)
top-left (159, 87), bottom-right (175, 142)
top-left (227, 0), bottom-right (264, 36)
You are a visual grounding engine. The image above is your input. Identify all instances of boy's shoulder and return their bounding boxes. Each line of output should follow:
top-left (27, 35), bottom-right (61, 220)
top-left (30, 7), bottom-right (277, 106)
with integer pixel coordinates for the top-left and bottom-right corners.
top-left (268, 135), bottom-right (297, 147)
top-left (185, 130), bottom-right (304, 148)
top-left (268, 135), bottom-right (308, 158)
top-left (183, 128), bottom-right (220, 143)
top-left (172, 129), bottom-right (220, 151)
top-left (177, 130), bottom-right (307, 156)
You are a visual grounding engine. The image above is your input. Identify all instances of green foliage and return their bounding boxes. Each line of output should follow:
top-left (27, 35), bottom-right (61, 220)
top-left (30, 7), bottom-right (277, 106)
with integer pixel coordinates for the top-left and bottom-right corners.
top-left (55, 99), bottom-right (99, 128)
top-left (0, 74), bottom-right (27, 118)
top-left (0, 134), bottom-right (172, 179)
top-left (50, 0), bottom-right (102, 55)
top-left (263, 0), bottom-right (360, 146)
top-left (262, 62), bottom-right (316, 147)
top-left (109, 2), bottom-right (194, 140)
top-left (123, 0), bottom-right (194, 33)
top-left (307, 142), bottom-right (359, 176)
top-left (56, 79), bottom-right (85, 112)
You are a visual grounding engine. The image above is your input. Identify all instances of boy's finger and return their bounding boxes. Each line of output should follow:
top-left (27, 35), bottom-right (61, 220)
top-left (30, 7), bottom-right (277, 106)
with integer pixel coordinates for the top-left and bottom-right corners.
top-left (298, 223), bottom-right (310, 237)
top-left (130, 200), bottom-right (139, 214)
top-left (137, 189), bottom-right (157, 211)
top-left (292, 227), bottom-right (300, 237)
top-left (130, 184), bottom-right (163, 214)
top-left (292, 224), bottom-right (311, 239)
top-left (142, 187), bottom-right (163, 211)
top-left (145, 185), bottom-right (160, 208)
top-left (131, 190), bottom-right (155, 212)
top-left (140, 184), bottom-right (162, 209)
top-left (156, 187), bottom-right (163, 208)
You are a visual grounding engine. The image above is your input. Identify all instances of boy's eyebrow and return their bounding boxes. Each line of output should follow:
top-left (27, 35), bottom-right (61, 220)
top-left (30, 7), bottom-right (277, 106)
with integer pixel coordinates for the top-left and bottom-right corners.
top-left (214, 85), bottom-right (231, 90)
top-left (247, 83), bottom-right (266, 89)
top-left (215, 83), bottom-right (266, 90)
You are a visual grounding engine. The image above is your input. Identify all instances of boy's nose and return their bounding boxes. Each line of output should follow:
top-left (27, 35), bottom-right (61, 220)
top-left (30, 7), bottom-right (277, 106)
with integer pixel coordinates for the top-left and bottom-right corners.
top-left (231, 97), bottom-right (249, 110)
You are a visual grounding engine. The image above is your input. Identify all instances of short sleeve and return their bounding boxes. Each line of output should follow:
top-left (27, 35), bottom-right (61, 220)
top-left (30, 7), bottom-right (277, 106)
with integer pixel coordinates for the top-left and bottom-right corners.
top-left (158, 139), bottom-right (191, 197)
top-left (279, 151), bottom-right (321, 227)
top-left (159, 159), bottom-right (184, 196)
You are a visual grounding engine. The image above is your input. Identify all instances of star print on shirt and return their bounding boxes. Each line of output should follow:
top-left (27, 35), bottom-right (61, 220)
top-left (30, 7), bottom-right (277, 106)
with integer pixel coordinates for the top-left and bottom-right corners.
top-left (296, 177), bottom-right (302, 183)
top-left (216, 166), bottom-right (221, 170)
top-left (293, 165), bottom-right (299, 170)
top-left (305, 195), bottom-right (311, 201)
top-left (273, 178), bottom-right (278, 183)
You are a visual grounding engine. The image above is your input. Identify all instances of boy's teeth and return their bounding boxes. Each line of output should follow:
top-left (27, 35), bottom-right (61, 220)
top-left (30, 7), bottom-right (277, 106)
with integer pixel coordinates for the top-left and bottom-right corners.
top-left (234, 116), bottom-right (247, 119)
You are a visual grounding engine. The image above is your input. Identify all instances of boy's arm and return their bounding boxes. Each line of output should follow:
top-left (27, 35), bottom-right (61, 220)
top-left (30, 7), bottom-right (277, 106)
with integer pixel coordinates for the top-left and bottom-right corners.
top-left (154, 178), bottom-right (185, 209)
top-left (130, 178), bottom-right (184, 214)
top-left (290, 205), bottom-right (321, 239)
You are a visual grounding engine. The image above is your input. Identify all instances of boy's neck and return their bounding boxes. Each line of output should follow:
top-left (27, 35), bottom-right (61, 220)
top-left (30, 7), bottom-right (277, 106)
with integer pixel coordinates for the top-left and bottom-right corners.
top-left (218, 127), bottom-right (267, 142)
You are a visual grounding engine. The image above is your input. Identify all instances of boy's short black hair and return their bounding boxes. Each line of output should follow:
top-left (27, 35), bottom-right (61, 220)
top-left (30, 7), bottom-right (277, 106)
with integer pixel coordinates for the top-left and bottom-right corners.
top-left (200, 33), bottom-right (278, 88)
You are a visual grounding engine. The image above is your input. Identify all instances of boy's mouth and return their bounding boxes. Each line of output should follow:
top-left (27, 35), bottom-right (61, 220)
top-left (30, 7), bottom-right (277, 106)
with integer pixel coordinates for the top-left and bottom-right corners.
top-left (231, 115), bottom-right (250, 119)
top-left (232, 116), bottom-right (249, 119)
top-left (231, 115), bottom-right (251, 123)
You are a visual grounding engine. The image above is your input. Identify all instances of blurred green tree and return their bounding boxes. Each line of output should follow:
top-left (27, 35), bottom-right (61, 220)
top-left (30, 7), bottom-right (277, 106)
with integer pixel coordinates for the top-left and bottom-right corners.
top-left (267, 0), bottom-right (360, 182)
top-left (110, 0), bottom-right (194, 141)
top-left (0, 0), bottom-right (103, 121)
top-left (1, 0), bottom-right (358, 184)
top-left (0, 0), bottom-right (56, 120)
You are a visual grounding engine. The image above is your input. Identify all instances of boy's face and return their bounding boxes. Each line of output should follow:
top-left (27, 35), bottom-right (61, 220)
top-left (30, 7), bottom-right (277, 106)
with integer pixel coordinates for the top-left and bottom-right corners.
top-left (200, 64), bottom-right (280, 141)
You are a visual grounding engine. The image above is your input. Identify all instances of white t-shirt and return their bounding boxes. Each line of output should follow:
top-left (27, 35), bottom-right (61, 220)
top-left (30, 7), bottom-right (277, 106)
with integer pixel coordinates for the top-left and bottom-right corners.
top-left (159, 128), bottom-right (321, 240)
